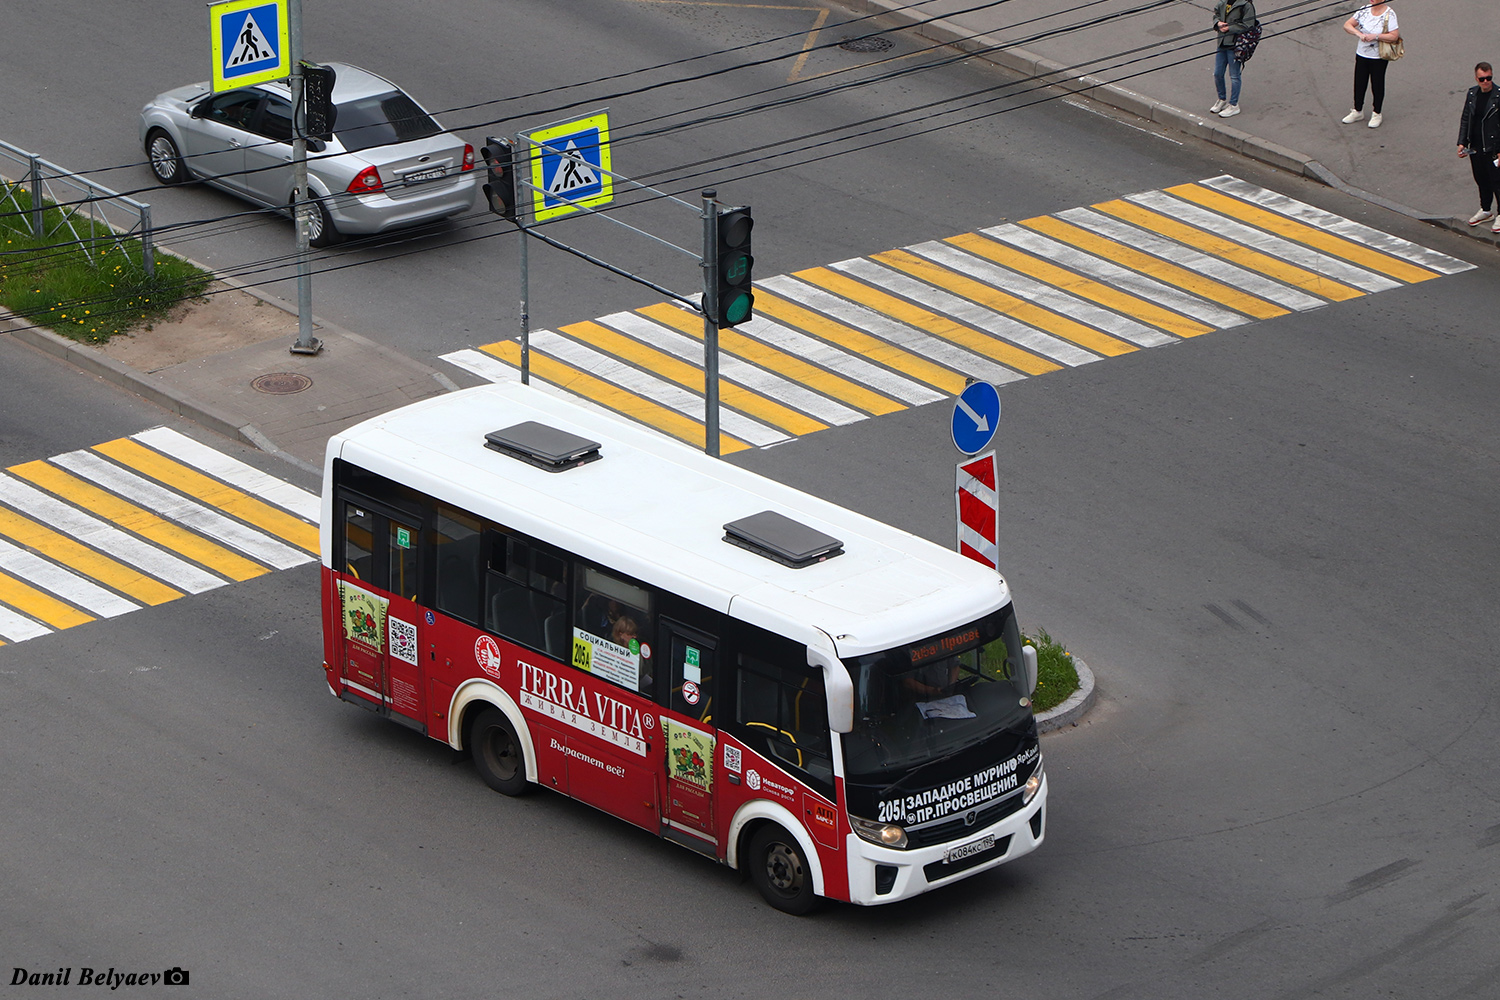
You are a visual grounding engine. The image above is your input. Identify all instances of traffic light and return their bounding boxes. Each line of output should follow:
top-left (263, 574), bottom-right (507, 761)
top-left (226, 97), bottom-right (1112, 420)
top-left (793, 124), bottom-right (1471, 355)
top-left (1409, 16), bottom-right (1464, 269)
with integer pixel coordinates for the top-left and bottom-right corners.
top-left (301, 62), bottom-right (337, 142)
top-left (713, 205), bottom-right (754, 328)
top-left (480, 137), bottom-right (517, 220)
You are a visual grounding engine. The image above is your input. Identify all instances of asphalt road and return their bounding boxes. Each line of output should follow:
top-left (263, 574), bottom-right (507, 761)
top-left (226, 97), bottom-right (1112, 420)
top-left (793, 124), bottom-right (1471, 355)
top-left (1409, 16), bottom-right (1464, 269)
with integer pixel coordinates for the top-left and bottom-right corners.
top-left (7, 0), bottom-right (1251, 366)
top-left (2, 2), bottom-right (1498, 997)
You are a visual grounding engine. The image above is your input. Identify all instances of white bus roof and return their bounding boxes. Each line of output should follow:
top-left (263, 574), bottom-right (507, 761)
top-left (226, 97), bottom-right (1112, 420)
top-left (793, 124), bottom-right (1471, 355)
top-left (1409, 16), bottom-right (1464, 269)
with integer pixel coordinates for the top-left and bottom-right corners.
top-left (324, 383), bottom-right (1012, 658)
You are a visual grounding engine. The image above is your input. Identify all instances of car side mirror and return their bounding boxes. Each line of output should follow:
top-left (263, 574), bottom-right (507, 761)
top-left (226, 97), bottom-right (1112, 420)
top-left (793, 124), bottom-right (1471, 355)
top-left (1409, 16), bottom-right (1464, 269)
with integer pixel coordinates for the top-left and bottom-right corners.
top-left (1022, 645), bottom-right (1038, 697)
top-left (308, 138), bottom-right (326, 153)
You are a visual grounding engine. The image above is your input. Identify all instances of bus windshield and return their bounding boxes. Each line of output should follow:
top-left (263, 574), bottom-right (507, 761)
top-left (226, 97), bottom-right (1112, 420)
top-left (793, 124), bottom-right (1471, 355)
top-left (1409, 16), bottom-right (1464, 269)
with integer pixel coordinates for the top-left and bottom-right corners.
top-left (842, 605), bottom-right (1031, 779)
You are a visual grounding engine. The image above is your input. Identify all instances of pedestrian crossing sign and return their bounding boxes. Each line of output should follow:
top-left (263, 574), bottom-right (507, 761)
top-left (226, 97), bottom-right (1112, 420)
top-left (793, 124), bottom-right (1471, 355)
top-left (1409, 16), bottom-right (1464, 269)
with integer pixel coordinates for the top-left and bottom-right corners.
top-left (526, 112), bottom-right (613, 222)
top-left (209, 0), bottom-right (290, 92)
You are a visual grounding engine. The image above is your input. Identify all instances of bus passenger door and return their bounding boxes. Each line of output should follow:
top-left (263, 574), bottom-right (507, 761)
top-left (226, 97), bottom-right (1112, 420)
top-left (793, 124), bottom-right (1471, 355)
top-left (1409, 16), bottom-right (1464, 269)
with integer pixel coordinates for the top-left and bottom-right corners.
top-left (659, 623), bottom-right (718, 846)
top-left (381, 514), bottom-right (423, 725)
top-left (335, 499), bottom-right (423, 725)
top-left (337, 501), bottom-right (386, 706)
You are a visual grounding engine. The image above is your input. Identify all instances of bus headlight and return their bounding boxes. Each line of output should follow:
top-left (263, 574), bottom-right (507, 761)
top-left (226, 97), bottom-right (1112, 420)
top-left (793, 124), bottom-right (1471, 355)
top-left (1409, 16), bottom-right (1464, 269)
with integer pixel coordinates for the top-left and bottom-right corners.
top-left (850, 814), bottom-right (909, 849)
top-left (1022, 762), bottom-right (1044, 805)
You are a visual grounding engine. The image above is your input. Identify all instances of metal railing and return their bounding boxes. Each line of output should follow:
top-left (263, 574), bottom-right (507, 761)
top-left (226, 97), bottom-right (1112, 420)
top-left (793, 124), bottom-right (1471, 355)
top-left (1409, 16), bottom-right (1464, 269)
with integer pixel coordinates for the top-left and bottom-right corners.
top-left (0, 139), bottom-right (154, 276)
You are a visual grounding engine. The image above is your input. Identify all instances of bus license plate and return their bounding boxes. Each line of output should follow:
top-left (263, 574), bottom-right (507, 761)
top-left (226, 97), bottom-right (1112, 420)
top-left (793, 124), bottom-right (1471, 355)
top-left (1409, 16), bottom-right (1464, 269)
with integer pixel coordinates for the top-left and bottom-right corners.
top-left (944, 834), bottom-right (995, 864)
top-left (406, 167), bottom-right (445, 182)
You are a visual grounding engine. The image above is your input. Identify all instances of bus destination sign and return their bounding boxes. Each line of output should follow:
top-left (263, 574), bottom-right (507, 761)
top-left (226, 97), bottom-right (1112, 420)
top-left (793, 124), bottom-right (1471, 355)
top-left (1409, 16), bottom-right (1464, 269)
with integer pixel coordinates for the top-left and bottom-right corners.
top-left (876, 744), bottom-right (1039, 826)
top-left (908, 627), bottom-right (982, 666)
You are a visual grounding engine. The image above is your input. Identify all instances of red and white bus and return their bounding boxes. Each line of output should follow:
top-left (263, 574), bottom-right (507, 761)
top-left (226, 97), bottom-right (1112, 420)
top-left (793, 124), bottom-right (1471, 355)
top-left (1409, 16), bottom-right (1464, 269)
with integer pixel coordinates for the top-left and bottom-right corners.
top-left (320, 382), bottom-right (1045, 911)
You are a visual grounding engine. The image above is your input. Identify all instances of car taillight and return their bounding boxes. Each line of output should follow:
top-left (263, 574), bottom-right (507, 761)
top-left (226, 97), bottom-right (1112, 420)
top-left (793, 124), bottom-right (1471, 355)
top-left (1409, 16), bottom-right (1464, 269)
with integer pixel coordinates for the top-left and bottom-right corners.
top-left (347, 166), bottom-right (384, 194)
top-left (461, 144), bottom-right (475, 171)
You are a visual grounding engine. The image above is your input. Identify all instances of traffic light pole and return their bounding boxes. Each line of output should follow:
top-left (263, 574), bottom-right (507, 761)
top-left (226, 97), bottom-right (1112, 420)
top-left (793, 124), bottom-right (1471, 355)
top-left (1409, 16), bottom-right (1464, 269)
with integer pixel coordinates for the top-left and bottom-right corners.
top-left (701, 190), bottom-right (721, 459)
top-left (518, 199), bottom-right (530, 386)
top-left (484, 130), bottom-right (747, 457)
top-left (287, 0), bottom-right (321, 355)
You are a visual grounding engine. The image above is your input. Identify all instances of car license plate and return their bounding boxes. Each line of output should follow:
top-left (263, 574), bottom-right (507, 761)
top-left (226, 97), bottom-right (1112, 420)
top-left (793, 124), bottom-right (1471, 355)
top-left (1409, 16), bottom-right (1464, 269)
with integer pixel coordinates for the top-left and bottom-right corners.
top-left (405, 167), bottom-right (446, 182)
top-left (943, 834), bottom-right (995, 864)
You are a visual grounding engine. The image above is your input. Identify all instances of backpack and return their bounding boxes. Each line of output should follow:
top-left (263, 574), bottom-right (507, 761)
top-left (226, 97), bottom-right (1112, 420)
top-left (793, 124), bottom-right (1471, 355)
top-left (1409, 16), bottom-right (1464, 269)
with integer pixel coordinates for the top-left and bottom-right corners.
top-left (1234, 19), bottom-right (1263, 64)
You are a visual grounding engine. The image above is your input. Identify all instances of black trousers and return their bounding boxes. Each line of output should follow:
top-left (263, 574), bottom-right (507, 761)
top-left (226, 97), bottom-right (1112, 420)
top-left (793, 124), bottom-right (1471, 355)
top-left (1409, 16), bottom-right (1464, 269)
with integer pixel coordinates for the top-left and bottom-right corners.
top-left (1354, 55), bottom-right (1388, 113)
top-left (1470, 151), bottom-right (1500, 210)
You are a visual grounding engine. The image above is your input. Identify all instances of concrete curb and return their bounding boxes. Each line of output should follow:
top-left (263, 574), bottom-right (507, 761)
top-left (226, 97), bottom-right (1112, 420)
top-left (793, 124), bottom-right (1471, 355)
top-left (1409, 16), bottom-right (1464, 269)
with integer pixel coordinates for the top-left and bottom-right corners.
top-left (861, 1), bottom-right (1500, 248)
top-left (1036, 657), bottom-right (1097, 734)
top-left (1, 304), bottom-right (254, 447)
top-left (1, 265), bottom-right (455, 478)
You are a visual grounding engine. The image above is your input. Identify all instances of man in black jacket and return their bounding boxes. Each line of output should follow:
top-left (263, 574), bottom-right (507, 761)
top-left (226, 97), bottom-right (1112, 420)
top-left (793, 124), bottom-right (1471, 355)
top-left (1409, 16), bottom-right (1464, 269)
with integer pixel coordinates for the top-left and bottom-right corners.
top-left (1458, 62), bottom-right (1500, 229)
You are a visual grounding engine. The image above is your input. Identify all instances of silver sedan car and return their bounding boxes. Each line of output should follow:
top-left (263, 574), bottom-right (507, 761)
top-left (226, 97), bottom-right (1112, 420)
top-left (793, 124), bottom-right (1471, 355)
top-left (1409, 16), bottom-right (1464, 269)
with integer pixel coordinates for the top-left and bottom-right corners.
top-left (139, 63), bottom-right (477, 246)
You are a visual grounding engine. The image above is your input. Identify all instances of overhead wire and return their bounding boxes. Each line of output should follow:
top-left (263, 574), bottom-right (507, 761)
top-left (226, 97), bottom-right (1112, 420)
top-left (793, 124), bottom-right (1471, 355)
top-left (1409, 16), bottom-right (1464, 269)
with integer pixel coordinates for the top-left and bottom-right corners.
top-left (0, 0), bottom-right (1224, 236)
top-left (10, 0), bottom-right (1004, 198)
top-left (3, 0), bottom-right (1352, 331)
top-left (0, 0), bottom-right (1109, 244)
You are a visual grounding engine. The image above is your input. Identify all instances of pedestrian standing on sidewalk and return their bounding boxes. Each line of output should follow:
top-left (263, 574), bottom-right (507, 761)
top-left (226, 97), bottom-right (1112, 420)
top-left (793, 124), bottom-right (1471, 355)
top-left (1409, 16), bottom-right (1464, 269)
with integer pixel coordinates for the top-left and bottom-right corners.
top-left (1210, 0), bottom-right (1257, 119)
top-left (1340, 3), bottom-right (1401, 128)
top-left (1457, 62), bottom-right (1500, 229)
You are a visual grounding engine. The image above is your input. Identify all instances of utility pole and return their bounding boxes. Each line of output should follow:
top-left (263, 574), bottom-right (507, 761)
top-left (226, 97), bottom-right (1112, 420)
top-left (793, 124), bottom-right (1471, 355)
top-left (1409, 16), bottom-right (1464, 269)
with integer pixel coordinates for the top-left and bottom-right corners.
top-left (287, 0), bottom-right (321, 355)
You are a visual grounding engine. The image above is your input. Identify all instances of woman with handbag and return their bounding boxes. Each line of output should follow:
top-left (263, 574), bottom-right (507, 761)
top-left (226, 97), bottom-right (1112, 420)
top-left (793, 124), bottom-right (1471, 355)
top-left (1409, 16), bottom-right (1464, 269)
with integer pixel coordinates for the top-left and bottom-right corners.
top-left (1210, 0), bottom-right (1258, 119)
top-left (1340, 3), bottom-right (1402, 129)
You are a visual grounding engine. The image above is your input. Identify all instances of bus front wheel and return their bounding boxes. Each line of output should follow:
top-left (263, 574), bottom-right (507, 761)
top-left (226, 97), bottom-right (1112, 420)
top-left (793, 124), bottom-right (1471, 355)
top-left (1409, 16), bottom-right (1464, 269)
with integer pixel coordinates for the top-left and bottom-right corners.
top-left (748, 824), bottom-right (819, 915)
top-left (471, 708), bottom-right (529, 796)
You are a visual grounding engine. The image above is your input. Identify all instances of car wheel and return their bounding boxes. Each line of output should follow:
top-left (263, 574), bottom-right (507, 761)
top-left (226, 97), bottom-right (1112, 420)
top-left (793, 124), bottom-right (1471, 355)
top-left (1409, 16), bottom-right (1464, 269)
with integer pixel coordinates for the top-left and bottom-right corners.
top-left (145, 129), bottom-right (186, 185)
top-left (470, 708), bottom-right (529, 796)
top-left (295, 195), bottom-right (344, 248)
top-left (748, 824), bottom-right (820, 915)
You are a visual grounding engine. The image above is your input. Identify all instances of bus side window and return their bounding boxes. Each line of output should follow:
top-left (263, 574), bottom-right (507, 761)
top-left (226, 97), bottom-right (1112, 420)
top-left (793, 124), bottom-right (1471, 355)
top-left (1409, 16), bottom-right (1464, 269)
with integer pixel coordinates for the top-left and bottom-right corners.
top-left (734, 651), bottom-right (834, 796)
top-left (432, 506), bottom-right (481, 625)
top-left (484, 530), bottom-right (566, 656)
top-left (341, 503), bottom-right (375, 583)
top-left (574, 565), bottom-right (655, 697)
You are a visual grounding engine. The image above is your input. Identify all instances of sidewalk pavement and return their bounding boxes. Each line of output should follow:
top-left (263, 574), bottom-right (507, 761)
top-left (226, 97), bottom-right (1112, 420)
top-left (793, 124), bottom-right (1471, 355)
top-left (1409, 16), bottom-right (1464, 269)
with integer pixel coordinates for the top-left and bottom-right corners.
top-left (1, 282), bottom-right (470, 475)
top-left (866, 0), bottom-right (1500, 229)
top-left (5, 0), bottom-right (1496, 475)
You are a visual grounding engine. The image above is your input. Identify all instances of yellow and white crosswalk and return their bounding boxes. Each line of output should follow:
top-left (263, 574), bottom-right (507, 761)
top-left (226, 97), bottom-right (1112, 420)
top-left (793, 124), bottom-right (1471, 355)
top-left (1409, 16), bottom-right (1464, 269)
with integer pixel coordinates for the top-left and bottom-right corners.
top-left (443, 174), bottom-right (1473, 454)
top-left (0, 427), bottom-right (319, 647)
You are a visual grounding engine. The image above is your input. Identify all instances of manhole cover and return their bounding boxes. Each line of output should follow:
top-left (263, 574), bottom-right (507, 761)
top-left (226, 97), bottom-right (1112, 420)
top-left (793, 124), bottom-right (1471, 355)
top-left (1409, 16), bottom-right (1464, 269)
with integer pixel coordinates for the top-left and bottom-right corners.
top-left (251, 372), bottom-right (313, 394)
top-left (840, 35), bottom-right (894, 53)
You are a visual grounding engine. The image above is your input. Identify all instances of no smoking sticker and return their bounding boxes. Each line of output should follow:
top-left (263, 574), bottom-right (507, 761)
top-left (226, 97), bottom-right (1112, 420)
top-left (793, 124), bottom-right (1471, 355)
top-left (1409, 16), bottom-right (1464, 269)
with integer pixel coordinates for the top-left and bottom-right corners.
top-left (682, 680), bottom-right (700, 705)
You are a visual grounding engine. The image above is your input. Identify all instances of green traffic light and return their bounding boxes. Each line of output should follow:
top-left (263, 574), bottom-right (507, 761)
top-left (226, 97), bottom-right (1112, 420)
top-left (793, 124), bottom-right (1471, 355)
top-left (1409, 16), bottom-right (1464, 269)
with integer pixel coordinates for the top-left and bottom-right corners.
top-left (723, 292), bottom-right (753, 326)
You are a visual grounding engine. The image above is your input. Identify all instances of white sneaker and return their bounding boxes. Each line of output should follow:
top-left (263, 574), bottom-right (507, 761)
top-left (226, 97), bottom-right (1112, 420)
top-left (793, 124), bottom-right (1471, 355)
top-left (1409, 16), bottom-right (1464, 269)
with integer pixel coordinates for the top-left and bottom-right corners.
top-left (1218, 104), bottom-right (1241, 118)
top-left (1492, 216), bottom-right (1500, 233)
top-left (1368, 112), bottom-right (1383, 129)
top-left (1341, 109), bottom-right (1365, 124)
top-left (1209, 99), bottom-right (1227, 114)
top-left (1468, 208), bottom-right (1496, 226)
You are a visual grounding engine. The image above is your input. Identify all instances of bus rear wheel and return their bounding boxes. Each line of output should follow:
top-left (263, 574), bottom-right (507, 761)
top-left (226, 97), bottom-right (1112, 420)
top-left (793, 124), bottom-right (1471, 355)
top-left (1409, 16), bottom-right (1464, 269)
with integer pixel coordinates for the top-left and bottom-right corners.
top-left (471, 708), bottom-right (529, 796)
top-left (748, 824), bottom-right (819, 915)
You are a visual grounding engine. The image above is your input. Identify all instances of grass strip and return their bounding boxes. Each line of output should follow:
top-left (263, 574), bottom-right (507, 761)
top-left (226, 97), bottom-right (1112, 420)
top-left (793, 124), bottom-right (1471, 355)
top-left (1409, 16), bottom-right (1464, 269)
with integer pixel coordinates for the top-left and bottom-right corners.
top-left (1, 182), bottom-right (210, 343)
top-left (1024, 627), bottom-right (1080, 714)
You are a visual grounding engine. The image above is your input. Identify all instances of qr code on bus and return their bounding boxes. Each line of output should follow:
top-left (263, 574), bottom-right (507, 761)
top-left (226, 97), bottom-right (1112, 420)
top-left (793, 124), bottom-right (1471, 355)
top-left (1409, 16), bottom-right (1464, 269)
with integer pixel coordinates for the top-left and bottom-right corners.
top-left (388, 617), bottom-right (418, 665)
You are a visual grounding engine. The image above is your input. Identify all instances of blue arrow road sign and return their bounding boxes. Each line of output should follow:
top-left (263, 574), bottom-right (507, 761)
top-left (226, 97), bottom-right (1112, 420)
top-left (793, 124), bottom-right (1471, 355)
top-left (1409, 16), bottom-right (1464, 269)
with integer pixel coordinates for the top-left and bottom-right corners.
top-left (951, 381), bottom-right (1000, 454)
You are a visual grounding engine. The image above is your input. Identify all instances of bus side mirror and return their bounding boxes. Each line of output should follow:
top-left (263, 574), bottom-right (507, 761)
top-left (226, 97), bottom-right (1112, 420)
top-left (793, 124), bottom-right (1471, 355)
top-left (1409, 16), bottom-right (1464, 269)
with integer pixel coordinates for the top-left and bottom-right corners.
top-left (807, 644), bottom-right (853, 734)
top-left (1022, 645), bottom-right (1038, 697)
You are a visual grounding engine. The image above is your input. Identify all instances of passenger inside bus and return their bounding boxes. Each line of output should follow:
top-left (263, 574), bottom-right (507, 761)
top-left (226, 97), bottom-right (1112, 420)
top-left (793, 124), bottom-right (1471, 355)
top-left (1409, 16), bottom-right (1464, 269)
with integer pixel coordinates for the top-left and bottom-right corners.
top-left (575, 567), bottom-right (655, 697)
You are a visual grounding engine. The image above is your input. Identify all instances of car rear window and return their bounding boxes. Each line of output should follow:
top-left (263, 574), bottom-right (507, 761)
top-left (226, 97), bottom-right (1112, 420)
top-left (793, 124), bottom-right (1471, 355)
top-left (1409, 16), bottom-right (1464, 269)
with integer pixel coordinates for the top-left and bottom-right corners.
top-left (335, 91), bottom-right (442, 153)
